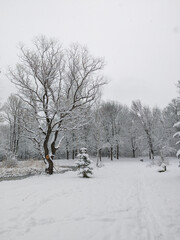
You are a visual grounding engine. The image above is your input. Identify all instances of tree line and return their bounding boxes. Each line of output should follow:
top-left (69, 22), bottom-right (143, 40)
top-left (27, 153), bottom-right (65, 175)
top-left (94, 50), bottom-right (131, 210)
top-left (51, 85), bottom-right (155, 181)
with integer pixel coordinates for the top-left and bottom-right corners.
top-left (1, 89), bottom-right (179, 161)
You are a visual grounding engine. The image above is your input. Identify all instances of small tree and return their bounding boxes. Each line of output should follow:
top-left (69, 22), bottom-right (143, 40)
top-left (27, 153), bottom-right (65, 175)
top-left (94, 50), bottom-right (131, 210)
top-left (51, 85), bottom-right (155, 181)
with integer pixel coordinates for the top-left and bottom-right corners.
top-left (75, 147), bottom-right (93, 178)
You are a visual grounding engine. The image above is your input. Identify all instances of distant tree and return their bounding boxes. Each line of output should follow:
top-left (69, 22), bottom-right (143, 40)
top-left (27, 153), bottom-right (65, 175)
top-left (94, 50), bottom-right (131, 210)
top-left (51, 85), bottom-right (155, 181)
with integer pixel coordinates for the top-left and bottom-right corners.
top-left (100, 101), bottom-right (119, 160)
top-left (127, 115), bottom-right (142, 158)
top-left (114, 105), bottom-right (130, 158)
top-left (8, 36), bottom-right (105, 174)
top-left (3, 94), bottom-right (23, 155)
top-left (150, 107), bottom-right (164, 154)
top-left (99, 101), bottom-right (130, 160)
top-left (131, 100), bottom-right (155, 160)
top-left (90, 101), bottom-right (105, 166)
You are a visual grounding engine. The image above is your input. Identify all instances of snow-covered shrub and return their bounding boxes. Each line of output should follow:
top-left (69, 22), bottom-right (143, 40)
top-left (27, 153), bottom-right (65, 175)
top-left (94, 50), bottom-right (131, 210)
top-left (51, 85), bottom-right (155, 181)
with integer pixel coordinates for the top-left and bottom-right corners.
top-left (158, 162), bottom-right (167, 172)
top-left (3, 152), bottom-right (18, 168)
top-left (75, 148), bottom-right (93, 178)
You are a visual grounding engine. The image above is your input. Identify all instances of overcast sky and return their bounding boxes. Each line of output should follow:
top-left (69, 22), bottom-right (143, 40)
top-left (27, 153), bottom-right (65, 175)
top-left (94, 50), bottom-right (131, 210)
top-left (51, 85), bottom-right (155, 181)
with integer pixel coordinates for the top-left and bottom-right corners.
top-left (0, 0), bottom-right (180, 108)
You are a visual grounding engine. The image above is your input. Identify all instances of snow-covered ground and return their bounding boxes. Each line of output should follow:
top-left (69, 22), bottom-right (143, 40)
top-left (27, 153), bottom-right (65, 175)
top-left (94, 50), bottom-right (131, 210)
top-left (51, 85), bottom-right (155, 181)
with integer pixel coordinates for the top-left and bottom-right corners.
top-left (1, 157), bottom-right (180, 240)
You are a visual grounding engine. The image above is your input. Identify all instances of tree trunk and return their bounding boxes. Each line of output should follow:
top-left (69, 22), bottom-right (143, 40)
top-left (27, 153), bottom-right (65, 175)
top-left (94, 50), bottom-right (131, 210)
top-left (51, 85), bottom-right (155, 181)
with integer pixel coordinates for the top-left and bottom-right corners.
top-left (146, 132), bottom-right (154, 160)
top-left (72, 149), bottom-right (75, 160)
top-left (151, 149), bottom-right (154, 160)
top-left (44, 128), bottom-right (53, 175)
top-left (107, 149), bottom-right (110, 158)
top-left (99, 148), bottom-right (102, 161)
top-left (96, 148), bottom-right (102, 167)
top-left (83, 172), bottom-right (89, 178)
top-left (149, 149), bottom-right (154, 160)
top-left (132, 149), bottom-right (136, 158)
top-left (110, 146), bottom-right (113, 161)
top-left (149, 150), bottom-right (151, 159)
top-left (66, 149), bottom-right (69, 160)
top-left (45, 158), bottom-right (53, 175)
top-left (116, 144), bottom-right (119, 159)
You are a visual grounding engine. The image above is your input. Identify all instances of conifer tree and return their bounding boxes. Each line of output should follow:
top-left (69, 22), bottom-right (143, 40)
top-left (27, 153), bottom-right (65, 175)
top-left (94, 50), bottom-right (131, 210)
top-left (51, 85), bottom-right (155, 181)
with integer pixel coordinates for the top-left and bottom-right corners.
top-left (75, 148), bottom-right (93, 178)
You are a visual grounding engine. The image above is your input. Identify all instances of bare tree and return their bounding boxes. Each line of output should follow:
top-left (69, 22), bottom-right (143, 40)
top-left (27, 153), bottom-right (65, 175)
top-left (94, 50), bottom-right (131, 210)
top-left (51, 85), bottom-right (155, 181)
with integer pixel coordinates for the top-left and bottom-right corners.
top-left (3, 94), bottom-right (22, 155)
top-left (90, 101), bottom-right (105, 166)
top-left (8, 36), bottom-right (105, 174)
top-left (100, 101), bottom-right (129, 160)
top-left (131, 100), bottom-right (155, 160)
top-left (100, 101), bottom-right (118, 160)
top-left (128, 116), bottom-right (141, 158)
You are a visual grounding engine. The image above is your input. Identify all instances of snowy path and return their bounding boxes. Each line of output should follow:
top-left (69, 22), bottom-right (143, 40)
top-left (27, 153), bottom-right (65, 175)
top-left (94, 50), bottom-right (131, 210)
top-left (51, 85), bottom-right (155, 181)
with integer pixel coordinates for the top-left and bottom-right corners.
top-left (0, 159), bottom-right (180, 240)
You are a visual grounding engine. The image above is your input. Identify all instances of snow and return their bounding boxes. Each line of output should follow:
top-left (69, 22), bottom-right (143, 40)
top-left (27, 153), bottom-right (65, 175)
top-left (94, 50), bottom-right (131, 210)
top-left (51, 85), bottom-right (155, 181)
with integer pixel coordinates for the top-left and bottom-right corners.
top-left (176, 149), bottom-right (180, 157)
top-left (0, 160), bottom-right (74, 178)
top-left (0, 160), bottom-right (45, 178)
top-left (173, 121), bottom-right (180, 128)
top-left (173, 131), bottom-right (180, 138)
top-left (1, 158), bottom-right (180, 240)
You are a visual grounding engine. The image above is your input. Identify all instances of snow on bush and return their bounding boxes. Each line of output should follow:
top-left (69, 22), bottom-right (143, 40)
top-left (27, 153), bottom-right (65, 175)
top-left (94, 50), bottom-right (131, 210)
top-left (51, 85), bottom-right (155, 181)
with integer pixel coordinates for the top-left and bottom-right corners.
top-left (75, 147), bottom-right (93, 178)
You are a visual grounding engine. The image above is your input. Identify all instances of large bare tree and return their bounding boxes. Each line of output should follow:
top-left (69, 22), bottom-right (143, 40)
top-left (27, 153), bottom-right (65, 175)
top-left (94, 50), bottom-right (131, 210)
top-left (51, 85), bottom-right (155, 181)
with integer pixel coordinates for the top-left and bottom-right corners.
top-left (8, 36), bottom-right (105, 174)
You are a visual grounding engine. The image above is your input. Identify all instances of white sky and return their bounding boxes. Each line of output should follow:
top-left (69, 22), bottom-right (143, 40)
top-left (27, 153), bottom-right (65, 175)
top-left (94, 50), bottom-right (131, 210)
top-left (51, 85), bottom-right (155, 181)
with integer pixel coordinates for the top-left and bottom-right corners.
top-left (0, 0), bottom-right (180, 108)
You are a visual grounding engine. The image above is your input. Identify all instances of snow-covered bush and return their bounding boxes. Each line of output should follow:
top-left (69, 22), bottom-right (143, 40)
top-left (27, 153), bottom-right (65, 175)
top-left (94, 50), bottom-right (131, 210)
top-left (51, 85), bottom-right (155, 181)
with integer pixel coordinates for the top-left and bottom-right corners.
top-left (157, 162), bottom-right (167, 172)
top-left (3, 152), bottom-right (18, 168)
top-left (75, 148), bottom-right (93, 178)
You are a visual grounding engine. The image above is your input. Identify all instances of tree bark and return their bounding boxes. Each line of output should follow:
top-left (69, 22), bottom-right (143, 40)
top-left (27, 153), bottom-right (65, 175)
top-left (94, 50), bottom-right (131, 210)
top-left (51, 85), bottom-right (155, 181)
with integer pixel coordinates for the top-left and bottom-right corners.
top-left (44, 127), bottom-right (53, 174)
top-left (133, 149), bottom-right (136, 158)
top-left (145, 130), bottom-right (154, 160)
top-left (116, 144), bottom-right (119, 159)
top-left (45, 158), bottom-right (53, 175)
top-left (72, 149), bottom-right (75, 160)
top-left (149, 149), bottom-right (154, 160)
top-left (110, 146), bottom-right (113, 161)
top-left (66, 149), bottom-right (69, 160)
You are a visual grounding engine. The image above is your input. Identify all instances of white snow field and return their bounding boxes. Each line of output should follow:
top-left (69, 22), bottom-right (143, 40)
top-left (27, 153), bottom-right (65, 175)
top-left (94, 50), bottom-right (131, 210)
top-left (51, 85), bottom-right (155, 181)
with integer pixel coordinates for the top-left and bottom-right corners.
top-left (1, 158), bottom-right (180, 240)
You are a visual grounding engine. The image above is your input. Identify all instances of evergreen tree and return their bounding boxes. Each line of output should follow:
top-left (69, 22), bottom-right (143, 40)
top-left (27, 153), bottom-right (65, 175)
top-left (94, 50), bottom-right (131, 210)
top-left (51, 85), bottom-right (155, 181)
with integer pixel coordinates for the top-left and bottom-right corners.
top-left (75, 148), bottom-right (93, 178)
